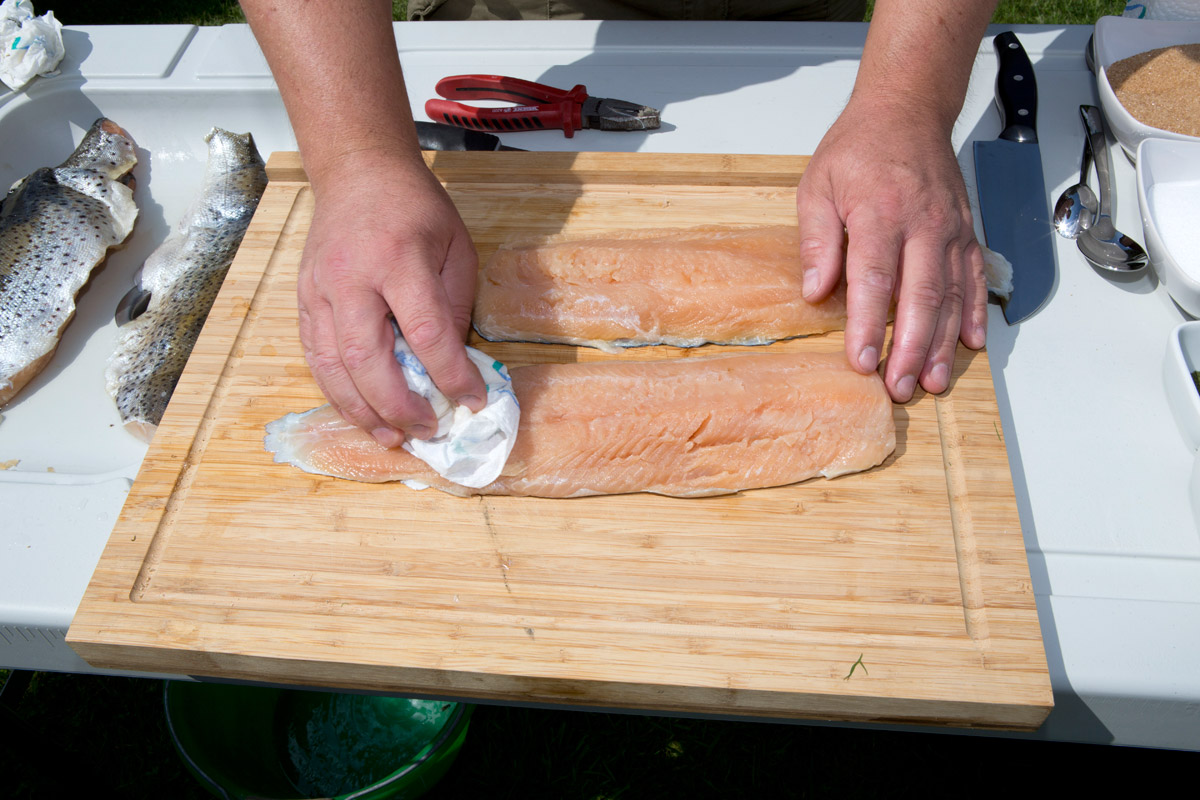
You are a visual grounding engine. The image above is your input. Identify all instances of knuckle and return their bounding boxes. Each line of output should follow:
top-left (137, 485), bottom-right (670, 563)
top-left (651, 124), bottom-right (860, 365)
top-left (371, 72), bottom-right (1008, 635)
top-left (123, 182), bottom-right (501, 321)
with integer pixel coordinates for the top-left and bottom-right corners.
top-left (305, 345), bottom-right (344, 375)
top-left (339, 337), bottom-right (378, 372)
top-left (798, 235), bottom-right (833, 265)
top-left (905, 278), bottom-right (946, 312)
top-left (400, 313), bottom-right (452, 350)
top-left (852, 262), bottom-right (896, 297)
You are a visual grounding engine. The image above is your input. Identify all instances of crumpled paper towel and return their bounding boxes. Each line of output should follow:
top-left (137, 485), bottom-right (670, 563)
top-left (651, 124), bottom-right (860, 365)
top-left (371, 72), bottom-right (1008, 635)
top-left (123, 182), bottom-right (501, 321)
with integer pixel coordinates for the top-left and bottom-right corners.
top-left (1124, 1), bottom-right (1200, 19)
top-left (392, 326), bottom-right (520, 489)
top-left (0, 0), bottom-right (64, 91)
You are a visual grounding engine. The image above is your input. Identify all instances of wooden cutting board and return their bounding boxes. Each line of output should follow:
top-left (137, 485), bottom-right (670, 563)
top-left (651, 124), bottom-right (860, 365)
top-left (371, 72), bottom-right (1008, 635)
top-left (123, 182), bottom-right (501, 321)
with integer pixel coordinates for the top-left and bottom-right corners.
top-left (68, 151), bottom-right (1052, 729)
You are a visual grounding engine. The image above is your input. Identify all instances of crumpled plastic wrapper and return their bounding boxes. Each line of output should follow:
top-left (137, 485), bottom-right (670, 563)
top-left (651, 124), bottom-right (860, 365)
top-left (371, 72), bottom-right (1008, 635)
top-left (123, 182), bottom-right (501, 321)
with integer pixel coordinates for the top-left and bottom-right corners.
top-left (392, 326), bottom-right (520, 489)
top-left (1123, 1), bottom-right (1200, 20)
top-left (0, 1), bottom-right (64, 91)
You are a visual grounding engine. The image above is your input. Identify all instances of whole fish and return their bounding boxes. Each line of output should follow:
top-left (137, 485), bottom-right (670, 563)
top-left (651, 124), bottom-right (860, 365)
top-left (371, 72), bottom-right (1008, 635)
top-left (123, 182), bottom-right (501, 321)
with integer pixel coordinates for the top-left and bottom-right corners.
top-left (0, 118), bottom-right (138, 406)
top-left (106, 127), bottom-right (267, 441)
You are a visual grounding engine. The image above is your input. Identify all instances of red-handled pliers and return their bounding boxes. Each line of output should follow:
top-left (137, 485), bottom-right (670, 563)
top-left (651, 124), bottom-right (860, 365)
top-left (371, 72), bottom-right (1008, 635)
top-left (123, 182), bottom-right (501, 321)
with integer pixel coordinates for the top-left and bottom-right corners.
top-left (425, 75), bottom-right (660, 139)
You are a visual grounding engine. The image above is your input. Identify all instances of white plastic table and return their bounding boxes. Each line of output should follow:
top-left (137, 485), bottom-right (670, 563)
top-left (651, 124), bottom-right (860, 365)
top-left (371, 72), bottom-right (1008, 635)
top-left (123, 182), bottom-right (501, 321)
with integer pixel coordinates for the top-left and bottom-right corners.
top-left (1, 20), bottom-right (1196, 751)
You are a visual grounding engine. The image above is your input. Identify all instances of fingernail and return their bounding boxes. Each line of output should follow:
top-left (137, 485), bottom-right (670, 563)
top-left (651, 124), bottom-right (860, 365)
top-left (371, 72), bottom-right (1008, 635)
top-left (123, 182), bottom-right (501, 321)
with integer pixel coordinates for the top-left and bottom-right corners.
top-left (372, 427), bottom-right (404, 448)
top-left (408, 424), bottom-right (433, 440)
top-left (930, 362), bottom-right (950, 390)
top-left (896, 374), bottom-right (916, 400)
top-left (802, 268), bottom-right (819, 299)
top-left (456, 394), bottom-right (484, 411)
top-left (974, 323), bottom-right (987, 345)
top-left (858, 346), bottom-right (878, 372)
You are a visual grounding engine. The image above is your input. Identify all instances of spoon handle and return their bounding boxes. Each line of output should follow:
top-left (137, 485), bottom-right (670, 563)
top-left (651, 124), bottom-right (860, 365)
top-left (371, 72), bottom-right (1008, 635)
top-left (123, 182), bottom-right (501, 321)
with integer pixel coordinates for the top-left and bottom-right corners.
top-left (1080, 105), bottom-right (1112, 219)
top-left (1076, 115), bottom-right (1093, 188)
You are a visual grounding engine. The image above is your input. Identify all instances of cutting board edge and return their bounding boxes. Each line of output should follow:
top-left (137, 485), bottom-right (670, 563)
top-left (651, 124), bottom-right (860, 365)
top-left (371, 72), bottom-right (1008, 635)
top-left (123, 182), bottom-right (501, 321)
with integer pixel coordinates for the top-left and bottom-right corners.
top-left (65, 636), bottom-right (1052, 731)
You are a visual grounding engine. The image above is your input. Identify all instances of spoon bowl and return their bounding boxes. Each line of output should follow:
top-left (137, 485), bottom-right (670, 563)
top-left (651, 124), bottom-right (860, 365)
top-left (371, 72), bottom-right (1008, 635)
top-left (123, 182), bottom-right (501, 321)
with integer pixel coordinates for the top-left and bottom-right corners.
top-left (1077, 217), bottom-right (1150, 273)
top-left (1054, 182), bottom-right (1100, 239)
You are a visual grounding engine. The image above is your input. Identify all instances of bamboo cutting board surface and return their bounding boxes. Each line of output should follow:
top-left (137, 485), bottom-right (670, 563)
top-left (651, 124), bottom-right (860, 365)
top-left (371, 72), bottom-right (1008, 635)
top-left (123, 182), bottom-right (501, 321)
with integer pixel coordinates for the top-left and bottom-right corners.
top-left (68, 151), bottom-right (1051, 729)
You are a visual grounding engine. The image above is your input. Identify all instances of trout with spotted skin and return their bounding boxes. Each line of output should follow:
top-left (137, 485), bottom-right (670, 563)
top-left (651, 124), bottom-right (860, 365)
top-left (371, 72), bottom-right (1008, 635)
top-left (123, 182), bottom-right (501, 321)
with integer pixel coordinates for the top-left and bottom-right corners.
top-left (106, 128), bottom-right (266, 441)
top-left (0, 118), bottom-right (138, 406)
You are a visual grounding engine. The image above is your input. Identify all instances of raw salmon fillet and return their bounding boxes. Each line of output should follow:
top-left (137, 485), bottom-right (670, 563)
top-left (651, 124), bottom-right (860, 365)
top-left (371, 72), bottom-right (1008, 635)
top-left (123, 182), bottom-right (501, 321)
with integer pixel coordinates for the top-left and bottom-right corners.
top-left (474, 225), bottom-right (848, 352)
top-left (265, 352), bottom-right (895, 498)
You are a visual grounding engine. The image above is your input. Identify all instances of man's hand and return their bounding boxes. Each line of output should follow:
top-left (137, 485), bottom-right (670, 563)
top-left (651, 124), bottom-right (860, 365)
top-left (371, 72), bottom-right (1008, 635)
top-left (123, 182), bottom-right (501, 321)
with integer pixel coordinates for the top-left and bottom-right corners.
top-left (241, 0), bottom-right (486, 446)
top-left (796, 99), bottom-right (988, 402)
top-left (796, 0), bottom-right (998, 403)
top-left (298, 151), bottom-right (486, 447)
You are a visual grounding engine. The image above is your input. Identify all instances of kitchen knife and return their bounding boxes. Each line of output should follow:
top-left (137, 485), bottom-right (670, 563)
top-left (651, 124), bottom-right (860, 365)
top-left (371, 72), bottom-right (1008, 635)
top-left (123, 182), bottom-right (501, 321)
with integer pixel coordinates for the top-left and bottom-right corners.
top-left (415, 120), bottom-right (524, 151)
top-left (973, 31), bottom-right (1057, 324)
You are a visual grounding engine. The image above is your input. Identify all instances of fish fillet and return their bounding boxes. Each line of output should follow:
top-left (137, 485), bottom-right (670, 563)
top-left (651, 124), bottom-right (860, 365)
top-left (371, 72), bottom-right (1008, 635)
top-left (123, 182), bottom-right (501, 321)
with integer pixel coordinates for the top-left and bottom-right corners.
top-left (265, 352), bottom-right (895, 498)
top-left (0, 118), bottom-right (138, 406)
top-left (473, 225), bottom-right (847, 352)
top-left (106, 128), bottom-right (267, 442)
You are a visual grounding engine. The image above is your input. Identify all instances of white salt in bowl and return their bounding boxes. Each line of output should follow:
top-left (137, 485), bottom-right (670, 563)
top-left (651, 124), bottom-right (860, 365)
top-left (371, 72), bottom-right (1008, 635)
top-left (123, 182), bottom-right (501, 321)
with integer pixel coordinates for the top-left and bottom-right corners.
top-left (1094, 15), bottom-right (1200, 161)
top-left (1136, 137), bottom-right (1200, 317)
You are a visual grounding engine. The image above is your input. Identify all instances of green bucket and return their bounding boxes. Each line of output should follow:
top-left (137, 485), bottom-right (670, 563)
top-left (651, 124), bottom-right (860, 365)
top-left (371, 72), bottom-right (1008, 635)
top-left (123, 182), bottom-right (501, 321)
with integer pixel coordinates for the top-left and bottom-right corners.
top-left (164, 681), bottom-right (472, 800)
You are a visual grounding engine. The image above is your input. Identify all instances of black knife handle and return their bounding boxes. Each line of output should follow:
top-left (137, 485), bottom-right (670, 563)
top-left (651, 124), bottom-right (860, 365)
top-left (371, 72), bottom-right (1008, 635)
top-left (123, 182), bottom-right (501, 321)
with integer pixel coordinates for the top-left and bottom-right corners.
top-left (415, 120), bottom-right (501, 151)
top-left (992, 31), bottom-right (1038, 144)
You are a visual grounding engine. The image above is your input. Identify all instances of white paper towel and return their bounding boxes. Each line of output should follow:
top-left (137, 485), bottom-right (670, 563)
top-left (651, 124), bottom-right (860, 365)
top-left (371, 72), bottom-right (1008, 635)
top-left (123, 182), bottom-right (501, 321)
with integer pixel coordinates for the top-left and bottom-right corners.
top-left (0, 1), bottom-right (64, 91)
top-left (1124, 1), bottom-right (1200, 20)
top-left (392, 327), bottom-right (520, 489)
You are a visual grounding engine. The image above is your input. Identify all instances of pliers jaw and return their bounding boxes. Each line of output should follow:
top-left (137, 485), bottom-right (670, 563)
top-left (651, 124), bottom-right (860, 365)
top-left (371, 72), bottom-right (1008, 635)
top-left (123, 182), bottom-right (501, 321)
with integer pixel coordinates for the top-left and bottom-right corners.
top-left (582, 96), bottom-right (661, 131)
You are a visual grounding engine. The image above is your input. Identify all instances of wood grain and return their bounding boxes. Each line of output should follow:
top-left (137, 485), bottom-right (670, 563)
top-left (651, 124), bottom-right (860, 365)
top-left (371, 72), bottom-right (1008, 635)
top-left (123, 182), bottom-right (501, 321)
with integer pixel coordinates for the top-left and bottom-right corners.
top-left (67, 151), bottom-right (1051, 729)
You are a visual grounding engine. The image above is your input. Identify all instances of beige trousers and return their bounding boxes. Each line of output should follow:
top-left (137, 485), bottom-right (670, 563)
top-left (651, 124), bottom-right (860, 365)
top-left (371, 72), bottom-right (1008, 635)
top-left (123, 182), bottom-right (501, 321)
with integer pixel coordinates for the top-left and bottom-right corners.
top-left (409, 0), bottom-right (867, 22)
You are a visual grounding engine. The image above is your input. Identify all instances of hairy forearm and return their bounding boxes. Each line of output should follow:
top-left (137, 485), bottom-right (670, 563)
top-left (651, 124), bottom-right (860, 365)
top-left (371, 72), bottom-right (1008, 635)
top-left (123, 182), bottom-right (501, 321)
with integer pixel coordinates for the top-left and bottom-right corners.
top-left (853, 1), bottom-right (999, 130)
top-left (240, 0), bottom-right (420, 191)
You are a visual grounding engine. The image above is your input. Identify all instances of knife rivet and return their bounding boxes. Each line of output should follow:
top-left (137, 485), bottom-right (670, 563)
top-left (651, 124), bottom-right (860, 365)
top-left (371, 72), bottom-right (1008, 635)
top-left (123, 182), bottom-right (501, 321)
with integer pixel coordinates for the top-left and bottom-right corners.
top-left (1017, 109), bottom-right (1029, 116)
top-left (1014, 74), bottom-right (1024, 81)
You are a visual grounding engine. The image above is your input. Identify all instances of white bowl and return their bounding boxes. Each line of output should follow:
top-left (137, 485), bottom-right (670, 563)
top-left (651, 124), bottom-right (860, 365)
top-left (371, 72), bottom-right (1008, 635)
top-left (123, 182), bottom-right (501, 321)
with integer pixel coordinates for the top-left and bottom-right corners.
top-left (1164, 322), bottom-right (1200, 450)
top-left (1094, 15), bottom-right (1200, 161)
top-left (1136, 138), bottom-right (1200, 316)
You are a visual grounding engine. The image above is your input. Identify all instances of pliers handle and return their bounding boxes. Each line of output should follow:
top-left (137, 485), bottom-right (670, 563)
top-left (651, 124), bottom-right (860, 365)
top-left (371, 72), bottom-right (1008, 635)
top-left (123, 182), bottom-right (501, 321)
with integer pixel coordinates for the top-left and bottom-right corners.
top-left (425, 75), bottom-right (591, 138)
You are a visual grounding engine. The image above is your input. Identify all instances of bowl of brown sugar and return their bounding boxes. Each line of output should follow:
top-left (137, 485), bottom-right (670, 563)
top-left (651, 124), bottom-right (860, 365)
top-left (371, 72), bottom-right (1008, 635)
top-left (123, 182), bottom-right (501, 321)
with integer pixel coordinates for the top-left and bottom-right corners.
top-left (1094, 14), bottom-right (1200, 160)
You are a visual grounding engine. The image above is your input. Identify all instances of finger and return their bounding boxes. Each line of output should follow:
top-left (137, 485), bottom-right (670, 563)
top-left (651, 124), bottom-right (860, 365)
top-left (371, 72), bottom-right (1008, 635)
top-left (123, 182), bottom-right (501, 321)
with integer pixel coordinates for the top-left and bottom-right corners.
top-left (331, 289), bottom-right (438, 442)
top-left (297, 298), bottom-right (340, 417)
top-left (383, 248), bottom-right (488, 414)
top-left (915, 244), bottom-right (966, 396)
top-left (301, 293), bottom-right (407, 444)
top-left (795, 177), bottom-right (847, 302)
top-left (883, 235), bottom-right (949, 402)
top-left (842, 217), bottom-right (900, 376)
top-left (959, 237), bottom-right (989, 350)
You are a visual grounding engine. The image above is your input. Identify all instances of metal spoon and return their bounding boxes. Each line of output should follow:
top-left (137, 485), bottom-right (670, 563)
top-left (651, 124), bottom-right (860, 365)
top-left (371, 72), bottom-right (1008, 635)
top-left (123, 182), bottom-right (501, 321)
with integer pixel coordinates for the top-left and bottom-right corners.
top-left (1076, 106), bottom-right (1149, 274)
top-left (1053, 129), bottom-right (1099, 238)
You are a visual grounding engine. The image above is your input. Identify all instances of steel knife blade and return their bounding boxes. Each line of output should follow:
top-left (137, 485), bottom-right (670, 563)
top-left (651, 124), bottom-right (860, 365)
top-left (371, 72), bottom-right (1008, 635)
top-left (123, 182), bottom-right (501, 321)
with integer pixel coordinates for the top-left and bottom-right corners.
top-left (973, 31), bottom-right (1057, 325)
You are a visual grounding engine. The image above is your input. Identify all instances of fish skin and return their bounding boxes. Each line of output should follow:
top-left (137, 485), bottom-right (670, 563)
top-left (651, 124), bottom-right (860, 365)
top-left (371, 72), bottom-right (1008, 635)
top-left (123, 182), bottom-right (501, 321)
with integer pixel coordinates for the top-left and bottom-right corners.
top-left (265, 352), bottom-right (896, 498)
top-left (474, 225), bottom-right (849, 352)
top-left (106, 128), bottom-right (267, 442)
top-left (0, 118), bottom-right (138, 406)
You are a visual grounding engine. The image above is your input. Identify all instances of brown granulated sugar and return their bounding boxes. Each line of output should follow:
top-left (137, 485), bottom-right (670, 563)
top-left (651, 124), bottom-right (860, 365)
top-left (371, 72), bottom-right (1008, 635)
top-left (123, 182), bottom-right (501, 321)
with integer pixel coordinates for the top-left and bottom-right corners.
top-left (1107, 44), bottom-right (1200, 137)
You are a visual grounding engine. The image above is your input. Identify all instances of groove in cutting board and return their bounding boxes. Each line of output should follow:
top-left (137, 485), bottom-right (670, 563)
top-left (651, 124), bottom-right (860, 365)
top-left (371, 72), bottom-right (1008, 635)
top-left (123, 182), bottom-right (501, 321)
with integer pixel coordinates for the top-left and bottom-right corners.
top-left (936, 389), bottom-right (990, 649)
top-left (130, 183), bottom-right (307, 602)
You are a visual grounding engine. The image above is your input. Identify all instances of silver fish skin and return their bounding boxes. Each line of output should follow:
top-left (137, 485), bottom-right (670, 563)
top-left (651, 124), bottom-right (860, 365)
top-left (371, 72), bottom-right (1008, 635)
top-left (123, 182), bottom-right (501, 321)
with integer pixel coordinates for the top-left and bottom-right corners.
top-left (106, 127), bottom-right (267, 442)
top-left (0, 118), bottom-right (138, 406)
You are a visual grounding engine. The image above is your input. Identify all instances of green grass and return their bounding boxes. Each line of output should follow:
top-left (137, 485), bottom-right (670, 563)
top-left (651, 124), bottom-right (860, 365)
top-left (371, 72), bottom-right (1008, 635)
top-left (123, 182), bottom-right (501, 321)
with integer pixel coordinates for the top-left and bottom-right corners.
top-left (0, 2), bottom-right (1167, 797)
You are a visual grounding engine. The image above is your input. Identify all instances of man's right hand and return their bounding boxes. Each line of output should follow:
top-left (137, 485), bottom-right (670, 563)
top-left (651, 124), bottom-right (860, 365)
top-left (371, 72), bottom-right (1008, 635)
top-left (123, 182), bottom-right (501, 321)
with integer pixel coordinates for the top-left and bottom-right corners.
top-left (299, 150), bottom-right (486, 448)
